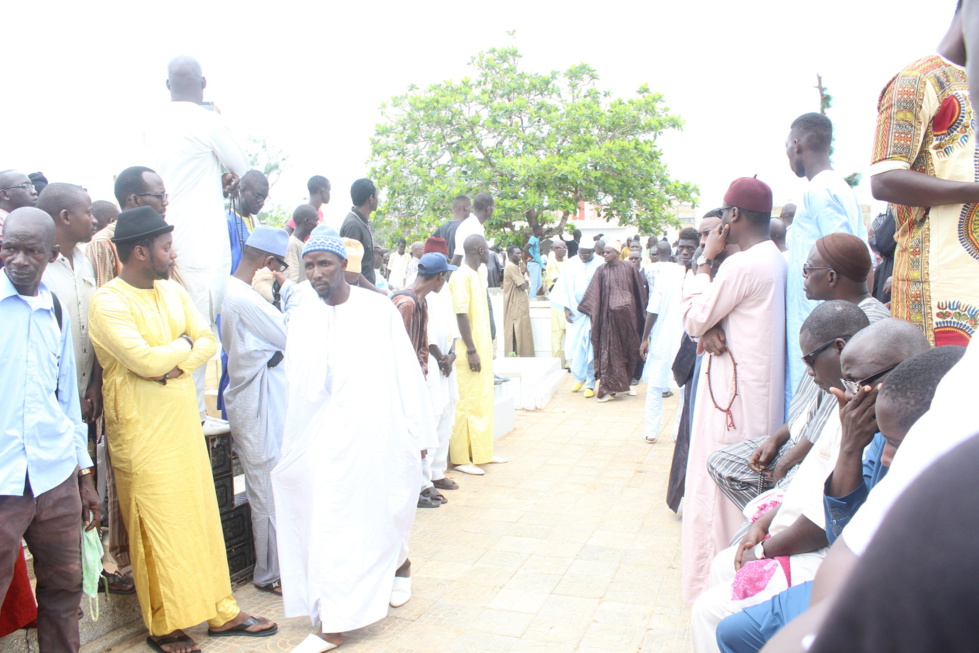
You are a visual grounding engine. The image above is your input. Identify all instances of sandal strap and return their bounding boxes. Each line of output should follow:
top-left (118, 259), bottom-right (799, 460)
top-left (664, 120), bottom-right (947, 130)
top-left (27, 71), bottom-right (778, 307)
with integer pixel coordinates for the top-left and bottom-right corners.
top-left (236, 616), bottom-right (260, 630)
top-left (151, 634), bottom-right (192, 645)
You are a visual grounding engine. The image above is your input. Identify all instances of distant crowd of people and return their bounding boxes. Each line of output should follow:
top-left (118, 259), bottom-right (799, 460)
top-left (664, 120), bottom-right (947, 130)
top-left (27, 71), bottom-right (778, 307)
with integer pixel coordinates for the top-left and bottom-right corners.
top-left (0, 56), bottom-right (507, 653)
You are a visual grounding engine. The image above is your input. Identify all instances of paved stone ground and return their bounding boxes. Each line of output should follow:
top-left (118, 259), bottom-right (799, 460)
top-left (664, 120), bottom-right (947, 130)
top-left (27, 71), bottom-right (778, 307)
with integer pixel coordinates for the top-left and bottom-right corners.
top-left (103, 377), bottom-right (690, 652)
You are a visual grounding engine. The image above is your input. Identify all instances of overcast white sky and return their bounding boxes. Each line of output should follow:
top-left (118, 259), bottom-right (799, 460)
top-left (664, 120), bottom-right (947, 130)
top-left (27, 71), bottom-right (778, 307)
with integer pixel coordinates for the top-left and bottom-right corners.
top-left (5, 0), bottom-right (959, 230)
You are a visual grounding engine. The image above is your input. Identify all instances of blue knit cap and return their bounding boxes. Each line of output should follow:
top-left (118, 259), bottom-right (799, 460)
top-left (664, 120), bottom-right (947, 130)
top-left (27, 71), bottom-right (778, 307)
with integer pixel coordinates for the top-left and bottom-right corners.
top-left (302, 225), bottom-right (347, 260)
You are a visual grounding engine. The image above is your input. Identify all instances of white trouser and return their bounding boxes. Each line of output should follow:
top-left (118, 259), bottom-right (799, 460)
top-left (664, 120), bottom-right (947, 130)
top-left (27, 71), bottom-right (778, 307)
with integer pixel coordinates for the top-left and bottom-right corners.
top-left (421, 455), bottom-right (433, 491)
top-left (431, 399), bottom-right (455, 481)
top-left (645, 386), bottom-right (667, 441)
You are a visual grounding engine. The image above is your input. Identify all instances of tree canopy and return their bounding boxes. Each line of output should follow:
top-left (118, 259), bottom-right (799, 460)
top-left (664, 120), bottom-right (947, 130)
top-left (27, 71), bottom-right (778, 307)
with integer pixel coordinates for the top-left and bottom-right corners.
top-left (369, 44), bottom-right (697, 245)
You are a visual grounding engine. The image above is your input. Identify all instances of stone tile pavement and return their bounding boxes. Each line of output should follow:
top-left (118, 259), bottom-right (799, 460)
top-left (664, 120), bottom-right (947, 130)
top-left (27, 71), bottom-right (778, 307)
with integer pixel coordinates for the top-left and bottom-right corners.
top-left (101, 377), bottom-right (690, 652)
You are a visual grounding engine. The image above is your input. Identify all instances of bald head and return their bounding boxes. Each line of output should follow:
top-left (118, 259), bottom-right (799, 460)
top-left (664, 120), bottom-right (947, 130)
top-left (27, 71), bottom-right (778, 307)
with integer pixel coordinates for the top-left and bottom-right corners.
top-left (656, 241), bottom-right (672, 261)
top-left (37, 183), bottom-right (96, 246)
top-left (841, 318), bottom-right (931, 383)
top-left (463, 233), bottom-right (487, 254)
top-left (92, 200), bottom-right (120, 232)
top-left (770, 218), bottom-right (787, 251)
top-left (780, 203), bottom-right (797, 226)
top-left (3, 207), bottom-right (55, 248)
top-left (1, 207), bottom-right (58, 295)
top-left (0, 169), bottom-right (38, 212)
top-left (36, 183), bottom-right (90, 220)
top-left (166, 56), bottom-right (205, 103)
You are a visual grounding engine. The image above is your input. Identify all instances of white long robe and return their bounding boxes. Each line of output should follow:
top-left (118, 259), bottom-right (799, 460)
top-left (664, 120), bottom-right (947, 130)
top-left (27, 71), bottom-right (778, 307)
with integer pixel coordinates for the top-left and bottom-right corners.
top-left (144, 101), bottom-right (248, 321)
top-left (220, 277), bottom-right (303, 586)
top-left (680, 240), bottom-right (787, 602)
top-left (549, 256), bottom-right (603, 383)
top-left (272, 286), bottom-right (429, 633)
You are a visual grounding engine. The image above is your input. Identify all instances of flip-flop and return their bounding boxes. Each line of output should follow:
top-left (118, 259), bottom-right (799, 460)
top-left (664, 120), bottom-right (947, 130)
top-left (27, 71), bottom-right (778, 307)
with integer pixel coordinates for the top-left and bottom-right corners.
top-left (207, 616), bottom-right (278, 638)
top-left (146, 634), bottom-right (200, 653)
top-left (432, 477), bottom-right (459, 490)
top-left (421, 487), bottom-right (447, 504)
top-left (417, 492), bottom-right (441, 508)
top-left (292, 633), bottom-right (338, 652)
top-left (255, 581), bottom-right (283, 596)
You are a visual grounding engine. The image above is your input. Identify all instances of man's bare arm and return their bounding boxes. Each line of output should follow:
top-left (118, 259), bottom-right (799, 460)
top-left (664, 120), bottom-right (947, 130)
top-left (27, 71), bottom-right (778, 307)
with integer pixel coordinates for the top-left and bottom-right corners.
top-left (871, 169), bottom-right (979, 207)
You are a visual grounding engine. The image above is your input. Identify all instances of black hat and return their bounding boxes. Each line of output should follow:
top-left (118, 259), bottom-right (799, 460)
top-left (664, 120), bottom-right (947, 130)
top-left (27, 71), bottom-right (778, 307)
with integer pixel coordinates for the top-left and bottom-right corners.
top-left (111, 206), bottom-right (173, 244)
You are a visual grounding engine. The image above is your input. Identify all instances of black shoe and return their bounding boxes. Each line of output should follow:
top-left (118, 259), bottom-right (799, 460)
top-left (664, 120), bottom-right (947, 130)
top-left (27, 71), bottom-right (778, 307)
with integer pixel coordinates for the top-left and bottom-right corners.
top-left (417, 492), bottom-right (441, 508)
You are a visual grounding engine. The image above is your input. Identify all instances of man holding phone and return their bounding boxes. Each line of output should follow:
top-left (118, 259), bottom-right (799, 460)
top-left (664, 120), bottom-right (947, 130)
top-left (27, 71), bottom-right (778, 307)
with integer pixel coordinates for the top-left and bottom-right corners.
top-left (144, 55), bottom-right (249, 419)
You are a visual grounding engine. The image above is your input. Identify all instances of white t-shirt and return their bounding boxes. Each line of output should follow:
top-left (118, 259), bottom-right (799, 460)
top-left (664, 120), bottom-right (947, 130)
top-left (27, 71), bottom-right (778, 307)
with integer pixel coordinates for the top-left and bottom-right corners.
top-left (842, 337), bottom-right (979, 555)
top-left (453, 214), bottom-right (484, 258)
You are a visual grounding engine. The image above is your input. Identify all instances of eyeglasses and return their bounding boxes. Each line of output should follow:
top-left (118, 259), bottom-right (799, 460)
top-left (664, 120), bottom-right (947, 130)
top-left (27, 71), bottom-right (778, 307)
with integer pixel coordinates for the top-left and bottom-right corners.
top-left (245, 188), bottom-right (268, 202)
top-left (802, 262), bottom-right (832, 277)
top-left (136, 192), bottom-right (169, 203)
top-left (273, 257), bottom-right (289, 271)
top-left (841, 364), bottom-right (898, 394)
top-left (1, 182), bottom-right (34, 192)
top-left (802, 338), bottom-right (838, 369)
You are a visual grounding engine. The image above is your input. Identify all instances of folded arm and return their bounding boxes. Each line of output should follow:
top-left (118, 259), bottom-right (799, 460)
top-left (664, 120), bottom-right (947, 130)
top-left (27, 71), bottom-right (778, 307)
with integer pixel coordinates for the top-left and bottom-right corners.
top-left (90, 292), bottom-right (193, 378)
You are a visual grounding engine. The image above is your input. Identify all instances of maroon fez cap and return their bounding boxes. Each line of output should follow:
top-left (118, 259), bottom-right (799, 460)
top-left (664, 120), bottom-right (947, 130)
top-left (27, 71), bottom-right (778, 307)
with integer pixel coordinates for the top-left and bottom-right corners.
top-left (424, 236), bottom-right (449, 256)
top-left (723, 176), bottom-right (774, 213)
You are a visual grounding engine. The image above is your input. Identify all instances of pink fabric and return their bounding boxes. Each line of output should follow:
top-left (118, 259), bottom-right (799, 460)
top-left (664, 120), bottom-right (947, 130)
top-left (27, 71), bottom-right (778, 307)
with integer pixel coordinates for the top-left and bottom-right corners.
top-left (680, 240), bottom-right (787, 602)
top-left (731, 554), bottom-right (792, 602)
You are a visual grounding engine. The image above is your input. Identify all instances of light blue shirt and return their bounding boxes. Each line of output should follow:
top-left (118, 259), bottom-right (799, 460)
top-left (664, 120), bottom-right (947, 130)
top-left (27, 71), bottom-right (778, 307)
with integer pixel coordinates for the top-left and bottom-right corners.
top-left (0, 272), bottom-right (92, 496)
top-left (785, 170), bottom-right (866, 416)
top-left (527, 236), bottom-right (543, 266)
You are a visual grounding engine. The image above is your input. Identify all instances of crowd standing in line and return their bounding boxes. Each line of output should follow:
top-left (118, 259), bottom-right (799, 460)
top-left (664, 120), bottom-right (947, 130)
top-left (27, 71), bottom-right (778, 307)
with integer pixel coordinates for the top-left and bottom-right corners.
top-left (4, 6), bottom-right (979, 650)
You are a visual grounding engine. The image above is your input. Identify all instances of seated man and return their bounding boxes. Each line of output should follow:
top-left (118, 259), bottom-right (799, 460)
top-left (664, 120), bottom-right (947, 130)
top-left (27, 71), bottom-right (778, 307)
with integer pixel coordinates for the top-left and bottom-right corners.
top-left (716, 345), bottom-right (965, 653)
top-left (708, 233), bottom-right (888, 510)
top-left (690, 311), bottom-right (930, 653)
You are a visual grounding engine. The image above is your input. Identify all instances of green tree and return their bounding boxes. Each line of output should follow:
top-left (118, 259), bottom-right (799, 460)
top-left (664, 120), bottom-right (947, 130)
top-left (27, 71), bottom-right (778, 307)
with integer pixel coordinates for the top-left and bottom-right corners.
top-left (243, 137), bottom-right (292, 227)
top-left (369, 44), bottom-right (697, 245)
top-left (247, 137), bottom-right (287, 189)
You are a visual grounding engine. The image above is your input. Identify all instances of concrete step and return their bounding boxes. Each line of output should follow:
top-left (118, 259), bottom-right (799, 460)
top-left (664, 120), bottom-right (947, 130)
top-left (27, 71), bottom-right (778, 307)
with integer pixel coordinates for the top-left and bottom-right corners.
top-left (493, 356), bottom-right (567, 410)
top-left (0, 591), bottom-right (143, 653)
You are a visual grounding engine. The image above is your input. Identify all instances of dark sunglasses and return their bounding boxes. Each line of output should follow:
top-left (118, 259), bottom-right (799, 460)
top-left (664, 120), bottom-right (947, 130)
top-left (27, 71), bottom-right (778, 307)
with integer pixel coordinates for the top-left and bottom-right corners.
top-left (802, 338), bottom-right (838, 369)
top-left (841, 365), bottom-right (898, 394)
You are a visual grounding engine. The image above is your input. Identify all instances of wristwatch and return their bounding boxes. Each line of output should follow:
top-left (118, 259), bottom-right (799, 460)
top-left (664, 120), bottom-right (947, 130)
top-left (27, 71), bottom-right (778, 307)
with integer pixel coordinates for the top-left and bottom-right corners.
top-left (697, 255), bottom-right (713, 268)
top-left (753, 541), bottom-right (767, 560)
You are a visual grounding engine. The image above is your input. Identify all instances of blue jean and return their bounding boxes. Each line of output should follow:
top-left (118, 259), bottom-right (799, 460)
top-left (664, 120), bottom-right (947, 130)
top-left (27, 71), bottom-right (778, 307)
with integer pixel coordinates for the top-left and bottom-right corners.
top-left (715, 581), bottom-right (813, 653)
top-left (527, 261), bottom-right (542, 298)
